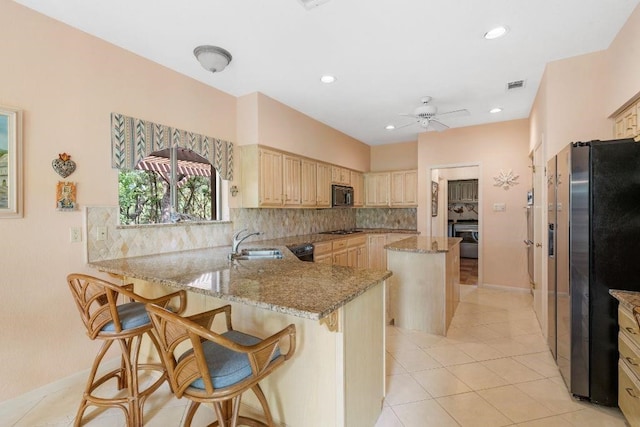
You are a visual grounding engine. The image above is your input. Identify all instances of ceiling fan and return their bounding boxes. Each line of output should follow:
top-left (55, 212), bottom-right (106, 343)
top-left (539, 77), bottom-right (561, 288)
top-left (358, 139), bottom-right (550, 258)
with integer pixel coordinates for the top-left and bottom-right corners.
top-left (396, 96), bottom-right (469, 131)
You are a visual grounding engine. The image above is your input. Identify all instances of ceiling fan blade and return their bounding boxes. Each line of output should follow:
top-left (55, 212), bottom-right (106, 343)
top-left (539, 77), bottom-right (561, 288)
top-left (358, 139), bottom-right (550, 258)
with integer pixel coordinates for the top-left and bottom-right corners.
top-left (398, 113), bottom-right (417, 118)
top-left (393, 121), bottom-right (418, 130)
top-left (436, 108), bottom-right (470, 118)
top-left (428, 119), bottom-right (449, 131)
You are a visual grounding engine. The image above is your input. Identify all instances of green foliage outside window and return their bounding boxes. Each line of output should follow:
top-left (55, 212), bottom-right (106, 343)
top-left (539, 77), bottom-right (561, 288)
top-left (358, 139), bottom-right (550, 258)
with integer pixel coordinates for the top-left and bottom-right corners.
top-left (119, 170), bottom-right (212, 225)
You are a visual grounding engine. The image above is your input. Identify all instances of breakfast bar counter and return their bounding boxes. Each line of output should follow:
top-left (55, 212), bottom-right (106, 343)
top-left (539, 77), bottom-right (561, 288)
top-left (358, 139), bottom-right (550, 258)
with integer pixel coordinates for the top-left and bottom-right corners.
top-left (90, 245), bottom-right (390, 427)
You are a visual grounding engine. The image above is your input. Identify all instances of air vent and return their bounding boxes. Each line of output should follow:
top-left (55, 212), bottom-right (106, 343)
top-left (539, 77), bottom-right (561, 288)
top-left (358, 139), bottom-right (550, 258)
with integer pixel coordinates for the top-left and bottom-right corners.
top-left (298, 0), bottom-right (331, 9)
top-left (507, 80), bottom-right (526, 90)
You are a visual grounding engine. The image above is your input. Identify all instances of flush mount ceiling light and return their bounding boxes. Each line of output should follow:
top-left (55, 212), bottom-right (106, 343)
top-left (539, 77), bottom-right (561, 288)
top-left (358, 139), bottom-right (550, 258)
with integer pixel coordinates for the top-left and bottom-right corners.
top-left (320, 74), bottom-right (337, 84)
top-left (490, 107), bottom-right (503, 114)
top-left (484, 26), bottom-right (509, 40)
top-left (385, 124), bottom-right (396, 130)
top-left (193, 45), bottom-right (232, 73)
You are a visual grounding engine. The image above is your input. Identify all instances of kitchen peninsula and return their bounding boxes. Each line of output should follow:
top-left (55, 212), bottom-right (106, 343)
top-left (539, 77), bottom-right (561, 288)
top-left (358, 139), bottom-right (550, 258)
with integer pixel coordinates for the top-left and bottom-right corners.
top-left (386, 236), bottom-right (461, 335)
top-left (90, 244), bottom-right (391, 427)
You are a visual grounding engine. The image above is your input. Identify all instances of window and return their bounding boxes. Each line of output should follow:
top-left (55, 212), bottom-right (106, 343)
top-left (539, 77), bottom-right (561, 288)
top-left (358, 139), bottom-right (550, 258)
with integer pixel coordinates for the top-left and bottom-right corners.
top-left (118, 147), bottom-right (221, 225)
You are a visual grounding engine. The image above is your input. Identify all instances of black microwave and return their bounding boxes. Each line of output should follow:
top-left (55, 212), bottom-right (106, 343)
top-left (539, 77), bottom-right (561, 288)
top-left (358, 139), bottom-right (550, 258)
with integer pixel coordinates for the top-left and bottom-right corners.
top-left (332, 185), bottom-right (354, 207)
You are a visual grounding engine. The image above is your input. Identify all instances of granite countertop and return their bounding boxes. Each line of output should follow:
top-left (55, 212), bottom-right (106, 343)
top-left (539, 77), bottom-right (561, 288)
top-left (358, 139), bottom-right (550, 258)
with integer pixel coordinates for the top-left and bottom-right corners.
top-left (90, 244), bottom-right (392, 321)
top-left (610, 289), bottom-right (640, 313)
top-left (384, 236), bottom-right (462, 254)
top-left (259, 228), bottom-right (419, 247)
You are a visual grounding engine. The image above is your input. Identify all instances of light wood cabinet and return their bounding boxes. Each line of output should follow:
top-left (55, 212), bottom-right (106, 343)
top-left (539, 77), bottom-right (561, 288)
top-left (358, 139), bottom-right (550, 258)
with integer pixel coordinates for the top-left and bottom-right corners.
top-left (313, 240), bottom-right (333, 264)
top-left (351, 171), bottom-right (364, 207)
top-left (390, 170), bottom-right (417, 207)
top-left (347, 235), bottom-right (368, 268)
top-left (368, 234), bottom-right (387, 270)
top-left (316, 163), bottom-right (332, 208)
top-left (332, 166), bottom-right (351, 185)
top-left (242, 145), bottom-right (363, 209)
top-left (283, 154), bottom-right (301, 206)
top-left (617, 304), bottom-right (640, 426)
top-left (448, 179), bottom-right (478, 203)
top-left (365, 172), bottom-right (390, 206)
top-left (258, 147), bottom-right (284, 207)
top-left (614, 100), bottom-right (639, 139)
top-left (300, 159), bottom-right (317, 207)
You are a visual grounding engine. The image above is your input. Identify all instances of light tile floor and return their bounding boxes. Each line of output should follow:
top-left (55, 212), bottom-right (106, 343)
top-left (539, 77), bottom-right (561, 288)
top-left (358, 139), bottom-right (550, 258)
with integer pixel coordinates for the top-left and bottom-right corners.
top-left (376, 285), bottom-right (626, 427)
top-left (0, 285), bottom-right (627, 426)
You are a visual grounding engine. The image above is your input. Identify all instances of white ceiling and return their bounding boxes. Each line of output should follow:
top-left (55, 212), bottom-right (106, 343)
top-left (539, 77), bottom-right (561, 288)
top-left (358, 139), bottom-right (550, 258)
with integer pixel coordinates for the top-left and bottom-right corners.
top-left (14, 0), bottom-right (640, 146)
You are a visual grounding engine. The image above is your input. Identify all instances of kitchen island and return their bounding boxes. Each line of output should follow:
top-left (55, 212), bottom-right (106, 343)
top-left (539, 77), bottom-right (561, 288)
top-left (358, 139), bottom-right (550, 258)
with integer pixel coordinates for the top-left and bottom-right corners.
top-left (90, 245), bottom-right (391, 427)
top-left (385, 236), bottom-right (461, 335)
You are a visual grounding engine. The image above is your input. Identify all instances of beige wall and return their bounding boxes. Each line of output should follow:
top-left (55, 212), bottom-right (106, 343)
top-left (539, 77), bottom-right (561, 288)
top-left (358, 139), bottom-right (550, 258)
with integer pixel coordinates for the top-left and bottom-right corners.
top-left (237, 92), bottom-right (370, 172)
top-left (370, 140), bottom-right (417, 171)
top-left (418, 120), bottom-right (531, 289)
top-left (0, 2), bottom-right (237, 401)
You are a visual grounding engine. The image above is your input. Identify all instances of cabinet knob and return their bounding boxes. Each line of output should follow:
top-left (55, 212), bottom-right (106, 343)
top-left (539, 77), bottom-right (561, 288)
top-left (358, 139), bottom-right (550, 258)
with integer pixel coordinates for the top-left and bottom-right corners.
top-left (626, 387), bottom-right (639, 399)
top-left (626, 327), bottom-right (638, 335)
top-left (626, 356), bottom-right (639, 366)
top-left (536, 243), bottom-right (542, 248)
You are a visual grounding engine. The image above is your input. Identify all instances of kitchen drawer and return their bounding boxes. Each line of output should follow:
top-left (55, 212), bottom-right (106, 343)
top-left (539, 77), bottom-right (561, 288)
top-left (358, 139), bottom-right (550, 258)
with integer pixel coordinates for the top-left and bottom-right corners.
top-left (619, 306), bottom-right (640, 348)
top-left (332, 239), bottom-right (348, 251)
top-left (314, 241), bottom-right (333, 256)
top-left (348, 235), bottom-right (367, 247)
top-left (619, 360), bottom-right (640, 427)
top-left (619, 331), bottom-right (640, 380)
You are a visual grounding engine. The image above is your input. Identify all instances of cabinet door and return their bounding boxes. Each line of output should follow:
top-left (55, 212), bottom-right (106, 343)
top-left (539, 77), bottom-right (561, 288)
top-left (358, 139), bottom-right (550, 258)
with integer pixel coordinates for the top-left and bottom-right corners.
top-left (390, 172), bottom-right (405, 206)
top-left (259, 149), bottom-right (283, 206)
top-left (316, 163), bottom-right (332, 207)
top-left (356, 244), bottom-right (368, 268)
top-left (351, 171), bottom-right (364, 207)
top-left (333, 250), bottom-right (348, 266)
top-left (403, 170), bottom-right (418, 205)
top-left (282, 155), bottom-right (301, 206)
top-left (301, 159), bottom-right (317, 207)
top-left (368, 234), bottom-right (387, 269)
top-left (365, 173), bottom-right (390, 206)
top-left (347, 247), bottom-right (358, 268)
top-left (314, 253), bottom-right (332, 265)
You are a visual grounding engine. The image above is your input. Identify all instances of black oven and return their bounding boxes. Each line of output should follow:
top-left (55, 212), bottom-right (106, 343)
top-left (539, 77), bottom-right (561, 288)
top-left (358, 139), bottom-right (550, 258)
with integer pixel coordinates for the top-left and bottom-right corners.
top-left (332, 185), bottom-right (354, 207)
top-left (287, 243), bottom-right (314, 262)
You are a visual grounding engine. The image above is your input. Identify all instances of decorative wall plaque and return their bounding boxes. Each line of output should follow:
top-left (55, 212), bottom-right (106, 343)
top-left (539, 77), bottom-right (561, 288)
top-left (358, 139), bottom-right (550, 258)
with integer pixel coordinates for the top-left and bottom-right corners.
top-left (52, 153), bottom-right (76, 178)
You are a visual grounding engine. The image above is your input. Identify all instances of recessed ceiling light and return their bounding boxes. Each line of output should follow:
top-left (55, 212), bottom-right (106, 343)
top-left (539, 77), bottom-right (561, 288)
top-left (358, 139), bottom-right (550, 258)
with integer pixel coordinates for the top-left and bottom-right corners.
top-left (385, 124), bottom-right (396, 130)
top-left (490, 107), bottom-right (503, 114)
top-left (320, 75), bottom-right (336, 84)
top-left (484, 26), bottom-right (509, 40)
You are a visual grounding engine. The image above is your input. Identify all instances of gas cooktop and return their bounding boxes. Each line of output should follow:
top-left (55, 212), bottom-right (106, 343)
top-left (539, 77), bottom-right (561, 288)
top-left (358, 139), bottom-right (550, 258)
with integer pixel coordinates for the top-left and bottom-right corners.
top-left (319, 229), bottom-right (363, 235)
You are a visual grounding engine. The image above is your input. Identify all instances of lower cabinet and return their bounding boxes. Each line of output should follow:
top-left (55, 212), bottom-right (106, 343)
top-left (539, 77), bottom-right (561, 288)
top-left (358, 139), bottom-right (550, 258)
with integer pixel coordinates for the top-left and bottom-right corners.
top-left (617, 304), bottom-right (640, 426)
top-left (314, 235), bottom-right (369, 268)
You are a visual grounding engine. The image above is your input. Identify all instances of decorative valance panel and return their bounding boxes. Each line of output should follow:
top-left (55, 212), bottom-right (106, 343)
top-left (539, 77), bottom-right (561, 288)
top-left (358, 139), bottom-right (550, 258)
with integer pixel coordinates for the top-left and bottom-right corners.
top-left (110, 112), bottom-right (233, 180)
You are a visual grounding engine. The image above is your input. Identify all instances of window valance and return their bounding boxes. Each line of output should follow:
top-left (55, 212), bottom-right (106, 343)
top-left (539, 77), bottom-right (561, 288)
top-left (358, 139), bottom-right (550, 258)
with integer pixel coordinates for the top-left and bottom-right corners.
top-left (110, 112), bottom-right (234, 180)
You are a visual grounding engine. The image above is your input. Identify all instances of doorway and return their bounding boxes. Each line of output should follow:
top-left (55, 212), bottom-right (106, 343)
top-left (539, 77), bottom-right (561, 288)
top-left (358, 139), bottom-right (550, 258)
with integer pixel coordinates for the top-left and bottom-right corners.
top-left (430, 164), bottom-right (481, 286)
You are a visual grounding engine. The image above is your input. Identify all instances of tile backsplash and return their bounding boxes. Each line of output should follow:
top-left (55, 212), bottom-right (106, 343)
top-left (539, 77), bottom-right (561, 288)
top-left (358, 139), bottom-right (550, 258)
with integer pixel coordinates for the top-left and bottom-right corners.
top-left (87, 206), bottom-right (417, 262)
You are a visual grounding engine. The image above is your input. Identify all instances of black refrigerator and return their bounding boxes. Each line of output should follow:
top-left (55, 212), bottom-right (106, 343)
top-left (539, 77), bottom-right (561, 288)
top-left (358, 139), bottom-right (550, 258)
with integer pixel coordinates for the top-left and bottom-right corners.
top-left (547, 138), bottom-right (640, 406)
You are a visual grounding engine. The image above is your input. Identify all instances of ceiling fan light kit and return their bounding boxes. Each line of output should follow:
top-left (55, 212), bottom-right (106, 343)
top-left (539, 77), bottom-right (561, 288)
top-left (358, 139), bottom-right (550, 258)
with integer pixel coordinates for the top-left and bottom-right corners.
top-left (193, 45), bottom-right (232, 73)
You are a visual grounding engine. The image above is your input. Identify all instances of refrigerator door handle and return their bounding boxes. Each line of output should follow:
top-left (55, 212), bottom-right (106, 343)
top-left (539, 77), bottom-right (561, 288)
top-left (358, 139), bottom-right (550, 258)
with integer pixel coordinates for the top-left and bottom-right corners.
top-left (548, 223), bottom-right (555, 257)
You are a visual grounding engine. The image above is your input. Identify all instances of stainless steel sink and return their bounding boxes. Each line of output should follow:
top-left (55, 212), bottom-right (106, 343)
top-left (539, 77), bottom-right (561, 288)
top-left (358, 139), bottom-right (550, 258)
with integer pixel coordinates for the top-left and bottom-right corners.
top-left (231, 248), bottom-right (283, 260)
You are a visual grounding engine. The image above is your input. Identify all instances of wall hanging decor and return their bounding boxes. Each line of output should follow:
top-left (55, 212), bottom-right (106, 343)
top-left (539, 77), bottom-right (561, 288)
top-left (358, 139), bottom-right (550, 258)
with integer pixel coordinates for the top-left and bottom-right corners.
top-left (56, 181), bottom-right (77, 211)
top-left (0, 105), bottom-right (23, 218)
top-left (52, 152), bottom-right (76, 178)
top-left (493, 169), bottom-right (519, 190)
top-left (431, 181), bottom-right (439, 217)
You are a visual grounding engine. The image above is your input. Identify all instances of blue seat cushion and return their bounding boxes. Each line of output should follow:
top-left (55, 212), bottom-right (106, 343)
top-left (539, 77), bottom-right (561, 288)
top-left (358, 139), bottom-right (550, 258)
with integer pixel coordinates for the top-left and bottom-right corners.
top-left (101, 302), bottom-right (150, 332)
top-left (180, 330), bottom-right (280, 390)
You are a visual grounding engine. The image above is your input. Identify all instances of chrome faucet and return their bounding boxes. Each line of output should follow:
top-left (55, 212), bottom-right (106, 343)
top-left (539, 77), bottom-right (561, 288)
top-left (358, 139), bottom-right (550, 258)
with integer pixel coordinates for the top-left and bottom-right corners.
top-left (231, 229), bottom-right (262, 256)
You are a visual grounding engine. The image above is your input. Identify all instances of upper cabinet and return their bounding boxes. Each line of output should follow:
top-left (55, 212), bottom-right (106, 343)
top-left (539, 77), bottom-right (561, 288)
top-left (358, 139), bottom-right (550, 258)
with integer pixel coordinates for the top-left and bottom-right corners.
top-left (448, 179), bottom-right (478, 203)
top-left (390, 170), bottom-right (418, 207)
top-left (614, 99), bottom-right (639, 139)
top-left (365, 172), bottom-right (391, 207)
top-left (241, 145), bottom-right (362, 209)
top-left (365, 170), bottom-right (417, 208)
top-left (351, 171), bottom-right (364, 207)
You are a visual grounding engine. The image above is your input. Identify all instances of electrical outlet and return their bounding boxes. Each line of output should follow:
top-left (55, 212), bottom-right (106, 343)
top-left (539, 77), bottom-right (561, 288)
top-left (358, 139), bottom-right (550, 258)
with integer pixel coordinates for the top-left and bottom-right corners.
top-left (96, 226), bottom-right (107, 241)
top-left (493, 203), bottom-right (506, 212)
top-left (70, 227), bottom-right (82, 243)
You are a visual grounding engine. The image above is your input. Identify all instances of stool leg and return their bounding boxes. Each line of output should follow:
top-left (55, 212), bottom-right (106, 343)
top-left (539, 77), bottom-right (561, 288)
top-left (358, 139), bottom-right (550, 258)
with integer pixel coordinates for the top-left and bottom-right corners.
top-left (74, 339), bottom-right (114, 426)
top-left (251, 384), bottom-right (274, 426)
top-left (183, 401), bottom-right (200, 427)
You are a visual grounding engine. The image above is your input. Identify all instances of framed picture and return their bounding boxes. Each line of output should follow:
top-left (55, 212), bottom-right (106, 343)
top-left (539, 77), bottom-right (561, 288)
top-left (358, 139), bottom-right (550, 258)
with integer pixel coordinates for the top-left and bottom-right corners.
top-left (431, 181), bottom-right (439, 217)
top-left (0, 105), bottom-right (23, 218)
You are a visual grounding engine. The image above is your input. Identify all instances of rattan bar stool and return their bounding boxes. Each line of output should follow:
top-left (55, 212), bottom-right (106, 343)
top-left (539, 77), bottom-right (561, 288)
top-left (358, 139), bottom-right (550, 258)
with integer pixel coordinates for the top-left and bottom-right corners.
top-left (145, 303), bottom-right (296, 427)
top-left (67, 273), bottom-right (186, 426)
